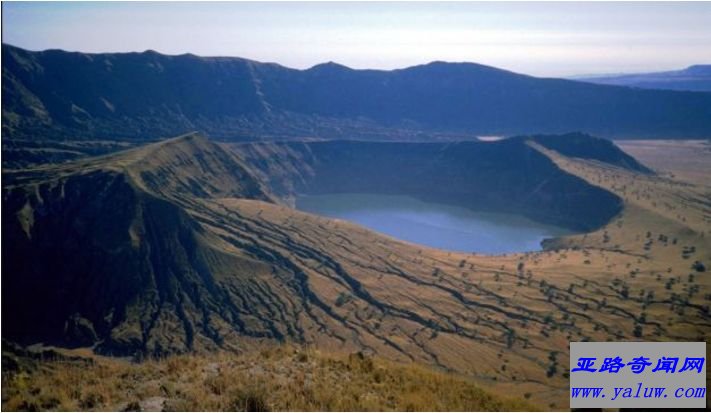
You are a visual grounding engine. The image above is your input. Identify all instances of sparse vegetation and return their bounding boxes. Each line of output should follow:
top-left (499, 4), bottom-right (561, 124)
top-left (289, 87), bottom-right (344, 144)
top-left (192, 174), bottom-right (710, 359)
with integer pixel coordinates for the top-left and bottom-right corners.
top-left (3, 134), bottom-right (711, 411)
top-left (2, 346), bottom-right (537, 412)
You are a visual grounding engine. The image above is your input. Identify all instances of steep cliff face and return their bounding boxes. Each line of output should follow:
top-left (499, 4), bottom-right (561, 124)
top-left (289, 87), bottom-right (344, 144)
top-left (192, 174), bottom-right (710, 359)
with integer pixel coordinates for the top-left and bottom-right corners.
top-left (4, 172), bottom-right (220, 354)
top-left (232, 136), bottom-right (626, 232)
top-left (4, 43), bottom-right (711, 141)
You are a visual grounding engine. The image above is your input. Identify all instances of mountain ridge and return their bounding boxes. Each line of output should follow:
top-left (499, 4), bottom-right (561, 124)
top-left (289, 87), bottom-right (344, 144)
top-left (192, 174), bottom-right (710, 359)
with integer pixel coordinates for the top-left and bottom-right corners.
top-left (4, 43), bottom-right (711, 141)
top-left (577, 64), bottom-right (711, 92)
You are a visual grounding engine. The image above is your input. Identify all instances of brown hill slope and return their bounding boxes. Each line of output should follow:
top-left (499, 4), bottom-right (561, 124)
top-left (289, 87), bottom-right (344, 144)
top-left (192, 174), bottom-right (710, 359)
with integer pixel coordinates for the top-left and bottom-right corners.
top-left (3, 134), bottom-right (709, 408)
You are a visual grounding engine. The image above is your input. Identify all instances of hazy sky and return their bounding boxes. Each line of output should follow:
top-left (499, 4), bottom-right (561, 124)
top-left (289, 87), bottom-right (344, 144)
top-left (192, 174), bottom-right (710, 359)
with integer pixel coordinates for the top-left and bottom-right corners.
top-left (3, 2), bottom-right (711, 77)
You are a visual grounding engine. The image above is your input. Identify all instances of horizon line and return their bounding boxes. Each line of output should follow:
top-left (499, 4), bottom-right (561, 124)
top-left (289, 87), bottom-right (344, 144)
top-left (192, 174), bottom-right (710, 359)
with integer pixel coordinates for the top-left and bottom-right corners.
top-left (4, 42), bottom-right (707, 80)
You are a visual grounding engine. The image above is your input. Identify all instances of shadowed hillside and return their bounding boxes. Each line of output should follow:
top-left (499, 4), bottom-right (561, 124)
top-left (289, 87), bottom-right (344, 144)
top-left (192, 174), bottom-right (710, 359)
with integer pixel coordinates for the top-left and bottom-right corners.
top-left (3, 134), bottom-right (276, 355)
top-left (4, 44), bottom-right (711, 141)
top-left (519, 133), bottom-right (652, 174)
top-left (231, 133), bottom-right (628, 231)
top-left (1, 139), bottom-right (138, 169)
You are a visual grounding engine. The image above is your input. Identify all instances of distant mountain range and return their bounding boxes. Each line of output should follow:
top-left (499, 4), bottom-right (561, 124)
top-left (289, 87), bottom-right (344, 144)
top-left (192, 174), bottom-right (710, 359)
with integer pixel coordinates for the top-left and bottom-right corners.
top-left (3, 43), bottom-right (711, 141)
top-left (577, 65), bottom-right (711, 92)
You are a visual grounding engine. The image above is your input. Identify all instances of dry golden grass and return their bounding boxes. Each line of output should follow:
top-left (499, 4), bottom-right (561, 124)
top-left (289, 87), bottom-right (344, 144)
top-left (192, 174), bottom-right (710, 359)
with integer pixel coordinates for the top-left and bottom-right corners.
top-left (1, 345), bottom-right (537, 412)
top-left (5, 137), bottom-right (709, 411)
top-left (617, 139), bottom-right (711, 186)
top-left (198, 138), bottom-right (711, 408)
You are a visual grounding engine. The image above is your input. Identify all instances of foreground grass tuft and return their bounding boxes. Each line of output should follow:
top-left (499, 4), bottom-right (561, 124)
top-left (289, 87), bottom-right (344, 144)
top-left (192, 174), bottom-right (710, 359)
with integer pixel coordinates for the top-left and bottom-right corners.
top-left (2, 345), bottom-right (537, 411)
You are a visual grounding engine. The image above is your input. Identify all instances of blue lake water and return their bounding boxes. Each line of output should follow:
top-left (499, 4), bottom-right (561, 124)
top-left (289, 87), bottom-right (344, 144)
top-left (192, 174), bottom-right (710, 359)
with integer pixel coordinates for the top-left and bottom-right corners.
top-left (296, 193), bottom-right (572, 254)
